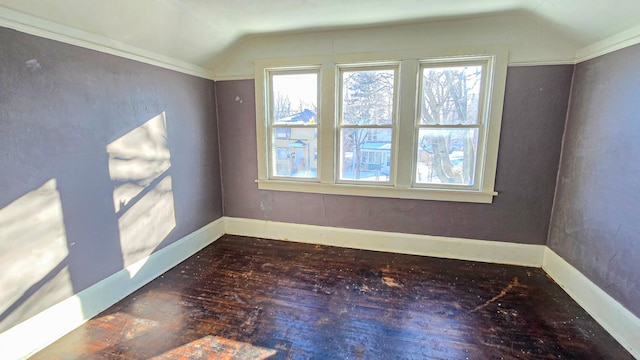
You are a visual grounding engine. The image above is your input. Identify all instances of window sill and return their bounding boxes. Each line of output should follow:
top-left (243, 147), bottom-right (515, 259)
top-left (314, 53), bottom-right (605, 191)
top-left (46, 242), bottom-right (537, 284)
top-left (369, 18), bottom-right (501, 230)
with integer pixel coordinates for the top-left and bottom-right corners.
top-left (256, 179), bottom-right (497, 203)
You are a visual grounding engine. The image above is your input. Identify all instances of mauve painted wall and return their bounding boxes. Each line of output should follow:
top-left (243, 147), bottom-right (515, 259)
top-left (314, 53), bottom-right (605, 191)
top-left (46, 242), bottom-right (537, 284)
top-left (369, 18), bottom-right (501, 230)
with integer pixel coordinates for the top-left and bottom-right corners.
top-left (216, 65), bottom-right (573, 244)
top-left (0, 27), bottom-right (221, 331)
top-left (548, 44), bottom-right (640, 317)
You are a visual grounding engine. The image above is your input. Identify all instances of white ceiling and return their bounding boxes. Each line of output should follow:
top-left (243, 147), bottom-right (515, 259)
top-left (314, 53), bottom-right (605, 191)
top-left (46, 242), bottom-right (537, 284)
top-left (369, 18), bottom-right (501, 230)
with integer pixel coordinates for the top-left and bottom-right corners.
top-left (1, 0), bottom-right (639, 74)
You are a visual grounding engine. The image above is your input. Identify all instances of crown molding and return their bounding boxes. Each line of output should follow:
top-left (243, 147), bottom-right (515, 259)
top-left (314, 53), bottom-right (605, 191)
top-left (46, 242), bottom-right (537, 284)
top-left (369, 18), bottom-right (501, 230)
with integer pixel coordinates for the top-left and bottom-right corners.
top-left (508, 59), bottom-right (576, 67)
top-left (576, 24), bottom-right (640, 63)
top-left (3, 4), bottom-right (640, 80)
top-left (0, 6), bottom-right (216, 80)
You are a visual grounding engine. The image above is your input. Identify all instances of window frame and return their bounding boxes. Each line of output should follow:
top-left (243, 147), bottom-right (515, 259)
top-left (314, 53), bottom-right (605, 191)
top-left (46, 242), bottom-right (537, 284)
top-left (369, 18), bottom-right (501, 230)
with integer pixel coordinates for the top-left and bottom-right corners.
top-left (264, 67), bottom-right (321, 181)
top-left (254, 50), bottom-right (507, 203)
top-left (336, 63), bottom-right (399, 186)
top-left (412, 56), bottom-right (493, 192)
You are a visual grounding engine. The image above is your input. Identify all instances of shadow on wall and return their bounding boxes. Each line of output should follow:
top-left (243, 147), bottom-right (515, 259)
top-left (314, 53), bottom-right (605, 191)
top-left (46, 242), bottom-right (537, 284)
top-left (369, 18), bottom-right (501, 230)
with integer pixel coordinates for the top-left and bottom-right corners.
top-left (0, 112), bottom-right (176, 334)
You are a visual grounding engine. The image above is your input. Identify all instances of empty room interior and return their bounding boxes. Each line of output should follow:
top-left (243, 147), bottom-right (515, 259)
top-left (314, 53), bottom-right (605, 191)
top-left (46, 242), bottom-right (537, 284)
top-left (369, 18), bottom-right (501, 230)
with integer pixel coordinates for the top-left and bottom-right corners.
top-left (0, 0), bottom-right (639, 359)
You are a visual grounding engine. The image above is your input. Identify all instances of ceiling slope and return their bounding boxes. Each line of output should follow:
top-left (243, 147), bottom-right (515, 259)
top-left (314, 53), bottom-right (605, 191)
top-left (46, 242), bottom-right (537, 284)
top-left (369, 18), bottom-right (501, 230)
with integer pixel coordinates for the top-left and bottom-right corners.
top-left (1, 0), bottom-right (639, 79)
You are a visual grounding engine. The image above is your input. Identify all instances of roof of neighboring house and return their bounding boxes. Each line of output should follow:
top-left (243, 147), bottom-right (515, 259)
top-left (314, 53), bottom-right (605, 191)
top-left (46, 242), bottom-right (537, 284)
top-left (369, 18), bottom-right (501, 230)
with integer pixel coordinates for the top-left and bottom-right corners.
top-left (361, 142), bottom-right (391, 150)
top-left (360, 131), bottom-right (392, 150)
top-left (277, 109), bottom-right (317, 124)
top-left (287, 140), bottom-right (307, 148)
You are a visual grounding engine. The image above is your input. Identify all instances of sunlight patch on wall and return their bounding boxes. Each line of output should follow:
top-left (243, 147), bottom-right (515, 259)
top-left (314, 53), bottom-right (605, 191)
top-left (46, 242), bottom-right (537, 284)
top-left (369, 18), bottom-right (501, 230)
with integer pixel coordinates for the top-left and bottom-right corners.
top-left (0, 179), bottom-right (73, 332)
top-left (107, 112), bottom-right (176, 272)
top-left (148, 335), bottom-right (277, 359)
top-left (117, 176), bottom-right (175, 272)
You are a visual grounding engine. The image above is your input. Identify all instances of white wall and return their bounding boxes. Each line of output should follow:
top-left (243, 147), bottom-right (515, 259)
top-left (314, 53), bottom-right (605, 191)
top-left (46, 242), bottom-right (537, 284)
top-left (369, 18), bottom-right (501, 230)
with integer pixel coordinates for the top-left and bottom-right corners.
top-left (213, 12), bottom-right (581, 80)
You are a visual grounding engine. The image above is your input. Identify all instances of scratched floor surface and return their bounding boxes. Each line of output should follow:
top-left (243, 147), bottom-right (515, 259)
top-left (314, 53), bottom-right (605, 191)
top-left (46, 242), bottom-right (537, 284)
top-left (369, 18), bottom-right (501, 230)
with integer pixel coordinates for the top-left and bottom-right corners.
top-left (31, 235), bottom-right (632, 359)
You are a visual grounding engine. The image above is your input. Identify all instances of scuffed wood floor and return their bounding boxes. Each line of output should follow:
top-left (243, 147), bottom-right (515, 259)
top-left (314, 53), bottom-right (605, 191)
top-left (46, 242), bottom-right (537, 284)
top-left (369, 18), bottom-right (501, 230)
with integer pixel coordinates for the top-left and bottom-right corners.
top-left (31, 235), bottom-right (632, 359)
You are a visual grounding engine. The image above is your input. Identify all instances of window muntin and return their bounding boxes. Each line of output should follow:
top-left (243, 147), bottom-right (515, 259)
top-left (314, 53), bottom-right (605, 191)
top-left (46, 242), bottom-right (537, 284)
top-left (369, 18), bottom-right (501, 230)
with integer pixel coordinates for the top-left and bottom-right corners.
top-left (268, 70), bottom-right (319, 180)
top-left (415, 61), bottom-right (487, 188)
top-left (338, 67), bottom-right (397, 183)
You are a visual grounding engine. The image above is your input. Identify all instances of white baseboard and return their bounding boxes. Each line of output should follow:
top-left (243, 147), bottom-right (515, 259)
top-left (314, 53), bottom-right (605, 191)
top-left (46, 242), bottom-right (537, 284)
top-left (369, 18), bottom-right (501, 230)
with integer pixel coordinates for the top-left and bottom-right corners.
top-left (223, 217), bottom-right (545, 267)
top-left (0, 217), bottom-right (225, 360)
top-left (2, 216), bottom-right (636, 359)
top-left (224, 217), bottom-right (638, 357)
top-left (542, 248), bottom-right (640, 358)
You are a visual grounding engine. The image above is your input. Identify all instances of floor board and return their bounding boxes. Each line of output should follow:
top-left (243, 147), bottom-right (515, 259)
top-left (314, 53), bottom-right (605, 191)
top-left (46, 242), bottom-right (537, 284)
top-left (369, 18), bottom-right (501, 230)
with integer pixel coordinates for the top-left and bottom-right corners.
top-left (31, 235), bottom-right (633, 359)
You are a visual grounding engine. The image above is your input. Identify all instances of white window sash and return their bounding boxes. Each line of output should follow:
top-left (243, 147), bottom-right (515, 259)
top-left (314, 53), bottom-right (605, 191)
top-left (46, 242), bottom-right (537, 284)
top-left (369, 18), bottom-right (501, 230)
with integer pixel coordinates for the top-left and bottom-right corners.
top-left (254, 49), bottom-right (508, 203)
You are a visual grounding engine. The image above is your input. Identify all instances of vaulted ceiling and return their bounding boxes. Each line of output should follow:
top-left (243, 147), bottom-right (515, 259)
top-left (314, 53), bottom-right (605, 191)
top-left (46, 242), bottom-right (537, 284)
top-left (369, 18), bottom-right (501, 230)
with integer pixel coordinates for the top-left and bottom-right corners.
top-left (1, 0), bottom-right (639, 77)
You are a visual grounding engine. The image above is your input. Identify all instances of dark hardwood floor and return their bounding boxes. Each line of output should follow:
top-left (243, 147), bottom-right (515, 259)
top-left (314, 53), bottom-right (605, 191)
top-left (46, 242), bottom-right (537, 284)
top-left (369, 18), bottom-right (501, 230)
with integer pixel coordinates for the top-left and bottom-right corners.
top-left (31, 235), bottom-right (632, 359)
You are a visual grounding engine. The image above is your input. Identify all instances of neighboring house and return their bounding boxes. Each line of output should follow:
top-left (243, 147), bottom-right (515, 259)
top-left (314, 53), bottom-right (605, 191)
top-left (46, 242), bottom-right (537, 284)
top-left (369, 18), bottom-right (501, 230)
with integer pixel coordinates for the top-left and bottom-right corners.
top-left (359, 138), bottom-right (391, 174)
top-left (273, 109), bottom-right (318, 176)
top-left (342, 131), bottom-right (392, 180)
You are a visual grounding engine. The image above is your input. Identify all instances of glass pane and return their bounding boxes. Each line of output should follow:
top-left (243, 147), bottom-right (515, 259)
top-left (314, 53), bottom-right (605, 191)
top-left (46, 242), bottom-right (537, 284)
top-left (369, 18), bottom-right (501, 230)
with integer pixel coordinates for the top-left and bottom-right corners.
top-left (272, 73), bottom-right (318, 124)
top-left (416, 128), bottom-right (478, 186)
top-left (339, 128), bottom-right (392, 182)
top-left (342, 69), bottom-right (395, 125)
top-left (420, 65), bottom-right (482, 125)
top-left (272, 128), bottom-right (318, 178)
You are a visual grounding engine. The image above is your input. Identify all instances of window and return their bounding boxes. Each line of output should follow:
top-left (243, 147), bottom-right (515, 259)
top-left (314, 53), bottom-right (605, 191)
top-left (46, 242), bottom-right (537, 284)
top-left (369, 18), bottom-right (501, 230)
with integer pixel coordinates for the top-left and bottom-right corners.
top-left (255, 51), bottom-right (507, 203)
top-left (338, 66), bottom-right (397, 183)
top-left (415, 63), bottom-right (484, 188)
top-left (268, 70), bottom-right (319, 179)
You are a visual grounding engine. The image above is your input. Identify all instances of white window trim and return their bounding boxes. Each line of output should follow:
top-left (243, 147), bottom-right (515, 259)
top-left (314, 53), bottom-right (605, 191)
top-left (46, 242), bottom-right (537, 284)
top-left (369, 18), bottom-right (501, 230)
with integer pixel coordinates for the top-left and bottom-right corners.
top-left (413, 56), bottom-right (492, 192)
top-left (336, 63), bottom-right (399, 186)
top-left (254, 49), bottom-right (508, 204)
